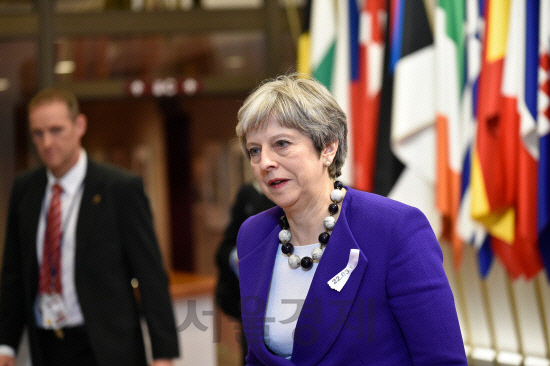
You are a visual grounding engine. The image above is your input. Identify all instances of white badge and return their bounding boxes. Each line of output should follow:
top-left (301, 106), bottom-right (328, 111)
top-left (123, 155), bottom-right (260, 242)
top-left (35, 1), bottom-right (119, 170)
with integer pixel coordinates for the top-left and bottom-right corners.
top-left (328, 249), bottom-right (360, 292)
top-left (39, 293), bottom-right (68, 329)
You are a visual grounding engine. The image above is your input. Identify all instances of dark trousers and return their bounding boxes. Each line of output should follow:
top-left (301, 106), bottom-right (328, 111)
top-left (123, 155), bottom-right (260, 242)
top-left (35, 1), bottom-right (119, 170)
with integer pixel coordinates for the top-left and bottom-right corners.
top-left (36, 326), bottom-right (97, 366)
top-left (240, 324), bottom-right (248, 366)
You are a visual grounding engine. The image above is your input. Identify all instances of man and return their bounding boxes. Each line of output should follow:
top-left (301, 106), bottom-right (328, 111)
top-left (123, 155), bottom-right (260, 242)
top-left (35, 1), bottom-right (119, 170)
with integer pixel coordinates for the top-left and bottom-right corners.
top-left (215, 181), bottom-right (274, 365)
top-left (0, 88), bottom-right (180, 365)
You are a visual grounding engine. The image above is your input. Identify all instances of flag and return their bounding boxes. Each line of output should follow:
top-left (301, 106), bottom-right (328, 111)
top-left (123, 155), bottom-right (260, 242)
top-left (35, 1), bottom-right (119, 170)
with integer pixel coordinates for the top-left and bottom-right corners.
top-left (470, 0), bottom-right (515, 245)
top-left (456, 0), bottom-right (493, 276)
top-left (309, 0), bottom-right (355, 185)
top-left (331, 0), bottom-right (358, 185)
top-left (539, 0), bottom-right (550, 280)
top-left (373, 0), bottom-right (405, 197)
top-left (517, 0), bottom-right (543, 278)
top-left (353, 0), bottom-right (387, 192)
top-left (435, 0), bottom-right (466, 267)
top-left (488, 0), bottom-right (542, 278)
top-left (309, 0), bottom-right (337, 88)
top-left (297, 0), bottom-right (312, 76)
top-left (388, 0), bottom-right (441, 235)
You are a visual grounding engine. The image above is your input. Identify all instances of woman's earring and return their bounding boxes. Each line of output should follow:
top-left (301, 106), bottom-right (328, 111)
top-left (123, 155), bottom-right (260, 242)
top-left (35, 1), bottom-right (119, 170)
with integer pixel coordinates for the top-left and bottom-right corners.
top-left (325, 160), bottom-right (331, 167)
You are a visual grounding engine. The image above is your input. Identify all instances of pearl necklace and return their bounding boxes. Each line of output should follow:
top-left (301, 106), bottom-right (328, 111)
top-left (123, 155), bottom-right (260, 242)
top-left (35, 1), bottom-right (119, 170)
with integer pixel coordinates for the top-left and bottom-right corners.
top-left (278, 181), bottom-right (344, 269)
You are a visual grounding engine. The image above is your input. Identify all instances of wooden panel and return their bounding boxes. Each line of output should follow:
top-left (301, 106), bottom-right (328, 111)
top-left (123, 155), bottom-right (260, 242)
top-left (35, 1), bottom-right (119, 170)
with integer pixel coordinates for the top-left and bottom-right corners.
top-left (57, 75), bottom-right (260, 99)
top-left (0, 14), bottom-right (37, 38)
top-left (169, 271), bottom-right (216, 299)
top-left (0, 7), bottom-right (292, 38)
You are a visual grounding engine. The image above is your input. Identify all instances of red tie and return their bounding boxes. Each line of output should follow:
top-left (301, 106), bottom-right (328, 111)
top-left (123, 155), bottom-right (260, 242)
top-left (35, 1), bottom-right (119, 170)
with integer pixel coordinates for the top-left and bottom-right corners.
top-left (39, 183), bottom-right (63, 295)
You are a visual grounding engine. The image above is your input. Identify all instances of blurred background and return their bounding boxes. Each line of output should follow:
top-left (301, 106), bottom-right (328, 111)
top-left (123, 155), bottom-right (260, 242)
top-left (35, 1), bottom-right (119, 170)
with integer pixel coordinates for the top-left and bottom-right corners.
top-left (0, 0), bottom-right (549, 365)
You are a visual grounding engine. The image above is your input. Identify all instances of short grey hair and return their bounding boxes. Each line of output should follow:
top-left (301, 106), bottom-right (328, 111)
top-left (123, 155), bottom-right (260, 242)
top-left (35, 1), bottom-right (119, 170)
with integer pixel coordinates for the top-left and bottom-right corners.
top-left (236, 74), bottom-right (348, 178)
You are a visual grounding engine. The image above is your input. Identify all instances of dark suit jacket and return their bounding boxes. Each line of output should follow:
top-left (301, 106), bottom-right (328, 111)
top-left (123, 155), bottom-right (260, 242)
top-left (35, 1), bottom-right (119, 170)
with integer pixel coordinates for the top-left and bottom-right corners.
top-left (0, 158), bottom-right (179, 366)
top-left (237, 187), bottom-right (467, 365)
top-left (215, 183), bottom-right (275, 319)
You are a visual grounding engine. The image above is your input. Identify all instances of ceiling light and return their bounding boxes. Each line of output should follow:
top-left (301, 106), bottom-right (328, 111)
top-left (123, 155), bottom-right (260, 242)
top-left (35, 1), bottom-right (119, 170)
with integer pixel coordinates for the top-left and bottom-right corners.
top-left (55, 60), bottom-right (75, 74)
top-left (0, 78), bottom-right (9, 92)
top-left (224, 55), bottom-right (245, 69)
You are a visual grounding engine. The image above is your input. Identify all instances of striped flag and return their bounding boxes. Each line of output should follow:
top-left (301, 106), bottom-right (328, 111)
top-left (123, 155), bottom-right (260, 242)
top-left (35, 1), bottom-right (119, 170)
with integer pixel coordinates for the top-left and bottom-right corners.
top-left (373, 0), bottom-right (405, 197)
top-left (331, 0), bottom-right (357, 185)
top-left (435, 0), bottom-right (466, 267)
top-left (470, 0), bottom-right (515, 248)
top-left (353, 0), bottom-right (387, 192)
top-left (309, 0), bottom-right (356, 185)
top-left (456, 0), bottom-right (492, 276)
top-left (387, 0), bottom-right (441, 235)
top-left (489, 0), bottom-right (542, 278)
top-left (538, 0), bottom-right (550, 280)
top-left (519, 0), bottom-right (543, 278)
top-left (297, 0), bottom-right (312, 76)
top-left (310, 0), bottom-right (337, 89)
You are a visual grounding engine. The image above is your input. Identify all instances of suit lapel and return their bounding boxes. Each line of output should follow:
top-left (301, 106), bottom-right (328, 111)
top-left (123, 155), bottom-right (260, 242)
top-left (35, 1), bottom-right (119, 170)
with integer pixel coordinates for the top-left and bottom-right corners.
top-left (291, 191), bottom-right (369, 366)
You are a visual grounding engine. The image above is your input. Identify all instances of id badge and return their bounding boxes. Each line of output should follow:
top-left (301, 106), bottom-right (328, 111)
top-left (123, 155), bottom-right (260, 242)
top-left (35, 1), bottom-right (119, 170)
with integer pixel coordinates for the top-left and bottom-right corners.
top-left (39, 293), bottom-right (68, 329)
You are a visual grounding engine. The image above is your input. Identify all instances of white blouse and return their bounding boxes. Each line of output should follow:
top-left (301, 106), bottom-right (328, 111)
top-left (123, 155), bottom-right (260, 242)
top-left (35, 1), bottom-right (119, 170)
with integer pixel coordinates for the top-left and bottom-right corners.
top-left (264, 243), bottom-right (320, 359)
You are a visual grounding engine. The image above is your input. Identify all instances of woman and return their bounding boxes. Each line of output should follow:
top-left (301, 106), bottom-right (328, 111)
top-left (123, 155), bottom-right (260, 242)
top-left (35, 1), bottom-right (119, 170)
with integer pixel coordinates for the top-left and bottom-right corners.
top-left (235, 74), bottom-right (467, 365)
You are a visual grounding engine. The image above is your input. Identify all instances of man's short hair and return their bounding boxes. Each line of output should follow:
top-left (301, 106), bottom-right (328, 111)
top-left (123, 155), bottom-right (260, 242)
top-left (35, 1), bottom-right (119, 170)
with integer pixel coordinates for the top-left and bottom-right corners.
top-left (28, 87), bottom-right (80, 120)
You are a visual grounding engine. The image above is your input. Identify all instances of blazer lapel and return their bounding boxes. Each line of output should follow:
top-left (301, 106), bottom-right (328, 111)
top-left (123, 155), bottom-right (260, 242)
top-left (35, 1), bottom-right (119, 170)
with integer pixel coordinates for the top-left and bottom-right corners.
top-left (291, 197), bottom-right (369, 366)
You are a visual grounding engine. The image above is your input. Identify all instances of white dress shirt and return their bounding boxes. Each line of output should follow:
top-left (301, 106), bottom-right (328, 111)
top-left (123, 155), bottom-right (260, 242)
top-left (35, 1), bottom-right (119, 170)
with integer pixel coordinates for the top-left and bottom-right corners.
top-left (35, 149), bottom-right (87, 328)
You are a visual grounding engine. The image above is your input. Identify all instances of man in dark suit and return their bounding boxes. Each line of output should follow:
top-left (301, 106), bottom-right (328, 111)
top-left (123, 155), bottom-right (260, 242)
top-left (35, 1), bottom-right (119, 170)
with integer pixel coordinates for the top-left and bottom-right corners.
top-left (0, 88), bottom-right (180, 366)
top-left (215, 181), bottom-right (275, 365)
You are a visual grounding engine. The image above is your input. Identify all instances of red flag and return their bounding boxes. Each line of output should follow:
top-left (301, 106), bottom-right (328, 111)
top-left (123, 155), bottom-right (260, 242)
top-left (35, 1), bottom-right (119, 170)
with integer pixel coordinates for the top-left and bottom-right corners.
top-left (471, 0), bottom-right (516, 246)
top-left (353, 0), bottom-right (387, 192)
top-left (489, 0), bottom-right (542, 278)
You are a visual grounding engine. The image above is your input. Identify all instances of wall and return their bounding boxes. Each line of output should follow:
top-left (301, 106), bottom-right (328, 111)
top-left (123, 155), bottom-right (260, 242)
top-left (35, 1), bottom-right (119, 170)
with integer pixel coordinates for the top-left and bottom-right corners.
top-left (81, 98), bottom-right (173, 268)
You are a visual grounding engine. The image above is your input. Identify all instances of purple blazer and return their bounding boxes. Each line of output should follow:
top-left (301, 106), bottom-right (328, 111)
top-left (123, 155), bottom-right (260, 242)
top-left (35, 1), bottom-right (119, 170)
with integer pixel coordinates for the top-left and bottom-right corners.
top-left (237, 187), bottom-right (467, 365)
